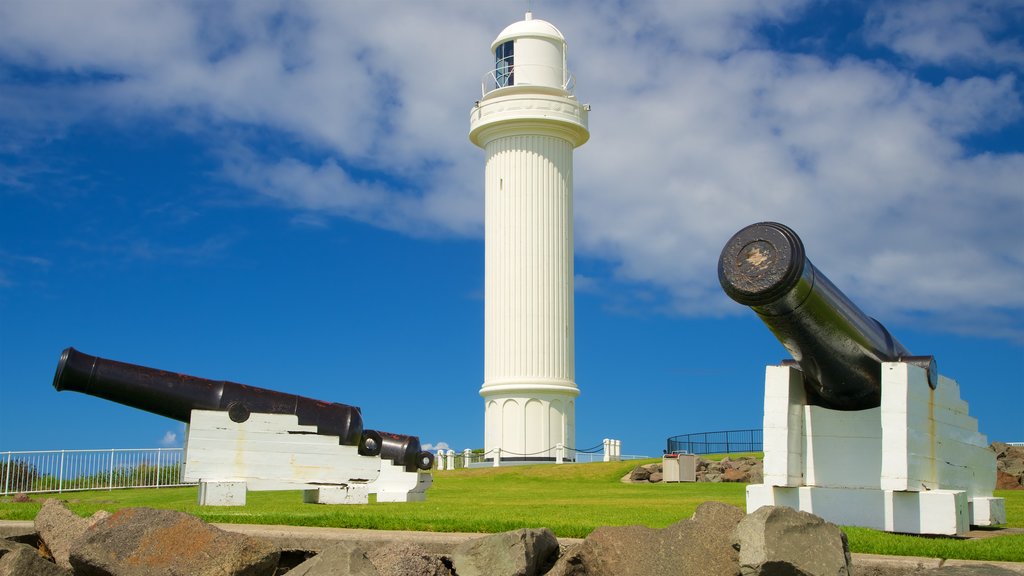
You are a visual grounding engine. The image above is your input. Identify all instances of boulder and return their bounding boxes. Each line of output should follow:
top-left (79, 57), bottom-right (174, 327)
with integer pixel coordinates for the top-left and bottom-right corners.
top-left (629, 466), bottom-right (651, 482)
top-left (722, 468), bottom-right (749, 482)
top-left (367, 543), bottom-right (452, 576)
top-left (450, 528), bottom-right (558, 576)
top-left (648, 472), bottom-right (663, 483)
top-left (69, 507), bottom-right (280, 576)
top-left (547, 501), bottom-right (743, 576)
top-left (993, 443), bottom-right (1024, 489)
top-left (286, 542), bottom-right (380, 576)
top-left (733, 505), bottom-right (852, 576)
top-left (996, 470), bottom-right (1022, 490)
top-left (34, 498), bottom-right (110, 570)
top-left (0, 538), bottom-right (71, 576)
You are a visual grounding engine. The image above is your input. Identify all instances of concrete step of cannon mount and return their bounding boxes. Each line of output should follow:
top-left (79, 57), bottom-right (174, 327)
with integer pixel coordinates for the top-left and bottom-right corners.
top-left (3, 519), bottom-right (1024, 574)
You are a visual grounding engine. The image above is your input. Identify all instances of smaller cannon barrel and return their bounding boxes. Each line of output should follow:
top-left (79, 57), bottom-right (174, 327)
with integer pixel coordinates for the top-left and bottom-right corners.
top-left (718, 222), bottom-right (935, 411)
top-left (368, 431), bottom-right (435, 472)
top-left (54, 347), bottom-right (375, 452)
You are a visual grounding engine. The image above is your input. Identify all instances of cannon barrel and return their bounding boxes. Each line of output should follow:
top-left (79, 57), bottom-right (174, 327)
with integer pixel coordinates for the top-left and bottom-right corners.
top-left (369, 431), bottom-right (435, 472)
top-left (54, 347), bottom-right (377, 453)
top-left (718, 222), bottom-right (935, 411)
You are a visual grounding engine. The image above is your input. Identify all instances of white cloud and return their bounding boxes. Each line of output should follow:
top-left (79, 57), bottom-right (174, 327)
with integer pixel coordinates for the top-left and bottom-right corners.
top-left (864, 0), bottom-right (1024, 68)
top-left (159, 430), bottom-right (178, 447)
top-left (421, 441), bottom-right (449, 453)
top-left (1, 0), bottom-right (1021, 337)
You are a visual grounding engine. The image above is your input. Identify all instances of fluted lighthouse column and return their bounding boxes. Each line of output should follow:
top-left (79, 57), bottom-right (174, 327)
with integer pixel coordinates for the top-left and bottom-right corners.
top-left (470, 12), bottom-right (589, 462)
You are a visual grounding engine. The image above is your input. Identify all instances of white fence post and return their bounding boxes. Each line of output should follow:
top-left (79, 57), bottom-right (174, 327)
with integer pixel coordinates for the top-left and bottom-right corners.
top-left (446, 450), bottom-right (455, 471)
top-left (436, 450), bottom-right (445, 471)
top-left (603, 439), bottom-right (610, 462)
top-left (58, 450), bottom-right (65, 494)
top-left (493, 448), bottom-right (501, 467)
top-left (463, 448), bottom-right (472, 468)
top-left (3, 453), bottom-right (10, 495)
top-left (556, 443), bottom-right (564, 464)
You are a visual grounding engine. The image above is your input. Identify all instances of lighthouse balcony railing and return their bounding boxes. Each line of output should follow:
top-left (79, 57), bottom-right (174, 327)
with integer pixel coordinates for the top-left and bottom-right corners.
top-left (480, 65), bottom-right (576, 97)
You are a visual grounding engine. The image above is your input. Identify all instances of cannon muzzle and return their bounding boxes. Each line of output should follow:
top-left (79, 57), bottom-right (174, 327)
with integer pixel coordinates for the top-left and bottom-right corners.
top-left (54, 347), bottom-right (370, 449)
top-left (367, 431), bottom-right (435, 472)
top-left (718, 222), bottom-right (935, 411)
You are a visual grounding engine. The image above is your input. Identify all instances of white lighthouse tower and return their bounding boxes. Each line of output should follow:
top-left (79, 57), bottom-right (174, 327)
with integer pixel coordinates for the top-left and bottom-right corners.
top-left (470, 12), bottom-right (589, 463)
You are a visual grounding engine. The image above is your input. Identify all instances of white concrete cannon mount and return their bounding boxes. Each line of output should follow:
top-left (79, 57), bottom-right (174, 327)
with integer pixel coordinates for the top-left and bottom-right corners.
top-left (747, 362), bottom-right (1005, 536)
top-left (183, 410), bottom-right (430, 506)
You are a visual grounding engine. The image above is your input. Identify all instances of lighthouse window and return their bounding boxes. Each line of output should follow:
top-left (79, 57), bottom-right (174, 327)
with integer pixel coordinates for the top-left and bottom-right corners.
top-left (495, 40), bottom-right (514, 87)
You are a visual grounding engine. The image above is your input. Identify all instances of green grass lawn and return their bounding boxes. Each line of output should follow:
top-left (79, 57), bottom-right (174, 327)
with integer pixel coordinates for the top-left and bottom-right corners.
top-left (2, 459), bottom-right (1022, 562)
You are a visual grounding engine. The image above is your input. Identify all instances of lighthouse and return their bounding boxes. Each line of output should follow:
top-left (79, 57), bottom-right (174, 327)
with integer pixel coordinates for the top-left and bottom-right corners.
top-left (470, 12), bottom-right (589, 462)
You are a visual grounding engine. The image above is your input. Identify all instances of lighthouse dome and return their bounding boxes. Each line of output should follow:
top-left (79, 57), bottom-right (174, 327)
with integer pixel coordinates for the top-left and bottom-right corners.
top-left (487, 12), bottom-right (571, 93)
top-left (492, 12), bottom-right (566, 48)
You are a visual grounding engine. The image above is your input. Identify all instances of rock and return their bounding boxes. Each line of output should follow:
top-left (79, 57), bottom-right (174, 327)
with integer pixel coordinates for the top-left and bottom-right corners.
top-left (733, 505), bottom-right (851, 576)
top-left (451, 528), bottom-right (558, 576)
top-left (648, 472), bottom-right (663, 483)
top-left (287, 542), bottom-right (379, 576)
top-left (11, 493), bottom-right (30, 503)
top-left (34, 498), bottom-right (110, 570)
top-left (69, 507), bottom-right (280, 576)
top-left (992, 442), bottom-right (1024, 489)
top-left (0, 538), bottom-right (72, 576)
top-left (629, 466), bottom-right (651, 482)
top-left (722, 468), bottom-right (749, 482)
top-left (548, 501), bottom-right (743, 576)
top-left (996, 470), bottom-right (1022, 490)
top-left (672, 501), bottom-right (746, 575)
top-left (368, 543), bottom-right (453, 576)
top-left (547, 524), bottom-right (661, 576)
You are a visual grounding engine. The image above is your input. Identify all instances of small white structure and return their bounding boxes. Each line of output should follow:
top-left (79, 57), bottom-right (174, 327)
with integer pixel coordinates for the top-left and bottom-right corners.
top-left (747, 362), bottom-right (1005, 535)
top-left (183, 410), bottom-right (430, 505)
top-left (470, 12), bottom-right (589, 464)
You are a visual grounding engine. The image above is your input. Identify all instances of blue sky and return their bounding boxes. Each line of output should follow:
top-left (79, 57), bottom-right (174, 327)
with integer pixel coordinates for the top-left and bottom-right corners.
top-left (1, 1), bottom-right (1022, 457)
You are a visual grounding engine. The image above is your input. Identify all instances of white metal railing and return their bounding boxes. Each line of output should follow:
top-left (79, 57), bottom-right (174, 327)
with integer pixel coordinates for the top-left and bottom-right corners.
top-left (1, 448), bottom-right (193, 495)
top-left (433, 439), bottom-right (648, 470)
top-left (480, 64), bottom-right (576, 97)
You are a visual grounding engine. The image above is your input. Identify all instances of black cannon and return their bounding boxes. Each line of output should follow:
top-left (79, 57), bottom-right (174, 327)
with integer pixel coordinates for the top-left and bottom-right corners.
top-left (54, 347), bottom-right (433, 470)
top-left (718, 222), bottom-right (935, 411)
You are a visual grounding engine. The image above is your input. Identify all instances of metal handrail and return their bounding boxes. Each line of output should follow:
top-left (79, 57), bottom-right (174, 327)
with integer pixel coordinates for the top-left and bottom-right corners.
top-left (666, 429), bottom-right (763, 455)
top-left (480, 64), bottom-right (576, 97)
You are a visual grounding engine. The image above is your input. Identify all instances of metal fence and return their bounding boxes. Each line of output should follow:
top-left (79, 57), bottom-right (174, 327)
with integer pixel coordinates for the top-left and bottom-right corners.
top-left (1, 448), bottom-right (193, 496)
top-left (666, 429), bottom-right (763, 455)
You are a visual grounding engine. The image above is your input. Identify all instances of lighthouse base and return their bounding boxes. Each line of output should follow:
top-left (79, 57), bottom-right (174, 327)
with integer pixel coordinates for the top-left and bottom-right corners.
top-left (481, 387), bottom-right (577, 463)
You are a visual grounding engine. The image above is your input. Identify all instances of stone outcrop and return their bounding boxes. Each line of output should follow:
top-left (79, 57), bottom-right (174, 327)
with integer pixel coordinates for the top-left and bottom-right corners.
top-left (0, 537), bottom-right (71, 576)
top-left (34, 499), bottom-right (111, 570)
top-left (547, 501), bottom-right (744, 576)
top-left (622, 456), bottom-right (763, 484)
top-left (285, 542), bottom-right (379, 576)
top-left (70, 506), bottom-right (280, 576)
top-left (11, 501), bottom-right (1023, 575)
top-left (993, 443), bottom-right (1024, 489)
top-left (733, 505), bottom-right (852, 576)
top-left (451, 527), bottom-right (558, 576)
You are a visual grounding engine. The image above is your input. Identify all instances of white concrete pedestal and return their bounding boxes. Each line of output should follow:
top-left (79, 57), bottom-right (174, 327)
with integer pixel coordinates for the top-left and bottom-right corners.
top-left (198, 480), bottom-right (247, 506)
top-left (748, 363), bottom-right (1005, 535)
top-left (303, 484), bottom-right (370, 505)
top-left (183, 410), bottom-right (382, 506)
